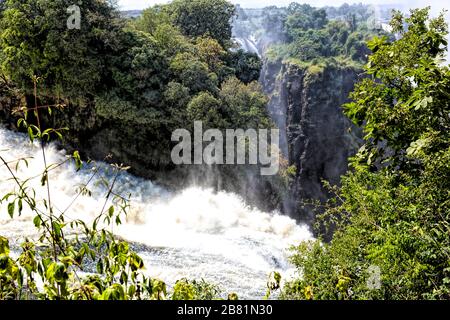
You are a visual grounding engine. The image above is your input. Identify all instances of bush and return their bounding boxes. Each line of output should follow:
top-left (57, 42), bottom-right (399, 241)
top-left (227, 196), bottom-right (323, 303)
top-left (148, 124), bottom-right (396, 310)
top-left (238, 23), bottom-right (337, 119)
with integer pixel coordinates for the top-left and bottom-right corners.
top-left (282, 8), bottom-right (450, 300)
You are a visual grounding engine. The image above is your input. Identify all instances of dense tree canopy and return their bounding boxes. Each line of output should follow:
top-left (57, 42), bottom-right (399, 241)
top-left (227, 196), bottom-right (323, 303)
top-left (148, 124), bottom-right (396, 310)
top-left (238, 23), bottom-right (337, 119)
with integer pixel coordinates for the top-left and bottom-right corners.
top-left (283, 8), bottom-right (450, 300)
top-left (256, 3), bottom-right (383, 64)
top-left (161, 0), bottom-right (235, 47)
top-left (285, 4), bottom-right (328, 35)
top-left (0, 0), bottom-right (269, 170)
top-left (0, 0), bottom-right (125, 99)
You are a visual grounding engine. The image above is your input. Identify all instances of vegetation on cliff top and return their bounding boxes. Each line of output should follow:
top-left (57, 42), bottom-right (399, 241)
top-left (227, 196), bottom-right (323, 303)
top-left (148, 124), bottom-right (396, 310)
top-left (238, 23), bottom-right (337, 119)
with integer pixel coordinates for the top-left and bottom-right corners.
top-left (0, 0), bottom-right (271, 170)
top-left (282, 7), bottom-right (450, 300)
top-left (234, 3), bottom-right (387, 68)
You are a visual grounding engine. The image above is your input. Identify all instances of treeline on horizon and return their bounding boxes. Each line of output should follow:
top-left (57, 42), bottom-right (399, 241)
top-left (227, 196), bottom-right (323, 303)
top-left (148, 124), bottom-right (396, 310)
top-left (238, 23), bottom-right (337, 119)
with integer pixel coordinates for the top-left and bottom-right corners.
top-left (234, 2), bottom-right (388, 66)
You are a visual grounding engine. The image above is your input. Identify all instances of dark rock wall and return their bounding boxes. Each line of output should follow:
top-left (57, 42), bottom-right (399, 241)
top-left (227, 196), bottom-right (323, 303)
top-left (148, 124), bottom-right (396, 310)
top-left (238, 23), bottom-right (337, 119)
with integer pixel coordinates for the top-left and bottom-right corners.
top-left (261, 60), bottom-right (363, 223)
top-left (1, 58), bottom-right (363, 225)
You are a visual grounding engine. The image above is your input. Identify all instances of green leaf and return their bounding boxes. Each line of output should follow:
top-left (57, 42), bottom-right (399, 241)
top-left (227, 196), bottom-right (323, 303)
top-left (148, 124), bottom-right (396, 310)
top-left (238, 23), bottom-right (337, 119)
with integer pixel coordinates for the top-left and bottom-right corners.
top-left (108, 206), bottom-right (114, 217)
top-left (101, 284), bottom-right (126, 300)
top-left (18, 199), bottom-right (23, 215)
top-left (33, 215), bottom-right (42, 228)
top-left (55, 131), bottom-right (63, 140)
top-left (73, 151), bottom-right (82, 170)
top-left (128, 285), bottom-right (136, 298)
top-left (17, 268), bottom-right (24, 287)
top-left (41, 172), bottom-right (48, 186)
top-left (28, 127), bottom-right (34, 143)
top-left (120, 271), bottom-right (128, 284)
top-left (0, 236), bottom-right (10, 255)
top-left (17, 118), bottom-right (26, 128)
top-left (52, 221), bottom-right (62, 238)
top-left (96, 260), bottom-right (104, 274)
top-left (7, 202), bottom-right (15, 218)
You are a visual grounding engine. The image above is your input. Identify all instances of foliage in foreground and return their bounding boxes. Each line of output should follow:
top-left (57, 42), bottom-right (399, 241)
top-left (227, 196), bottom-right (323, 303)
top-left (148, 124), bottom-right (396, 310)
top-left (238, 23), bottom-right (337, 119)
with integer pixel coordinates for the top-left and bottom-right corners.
top-left (0, 79), bottom-right (230, 300)
top-left (282, 8), bottom-right (450, 300)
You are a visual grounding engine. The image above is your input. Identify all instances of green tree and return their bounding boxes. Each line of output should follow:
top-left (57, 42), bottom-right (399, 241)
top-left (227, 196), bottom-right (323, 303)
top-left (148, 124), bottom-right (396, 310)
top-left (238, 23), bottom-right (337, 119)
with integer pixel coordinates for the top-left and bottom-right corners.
top-left (187, 91), bottom-right (225, 128)
top-left (219, 77), bottom-right (270, 129)
top-left (195, 36), bottom-right (227, 75)
top-left (283, 8), bottom-right (450, 300)
top-left (170, 52), bottom-right (218, 94)
top-left (266, 3), bottom-right (378, 64)
top-left (0, 0), bottom-right (124, 100)
top-left (226, 50), bottom-right (262, 84)
top-left (132, 5), bottom-right (172, 35)
top-left (165, 0), bottom-right (235, 47)
top-left (0, 0), bottom-right (272, 198)
top-left (285, 4), bottom-right (328, 37)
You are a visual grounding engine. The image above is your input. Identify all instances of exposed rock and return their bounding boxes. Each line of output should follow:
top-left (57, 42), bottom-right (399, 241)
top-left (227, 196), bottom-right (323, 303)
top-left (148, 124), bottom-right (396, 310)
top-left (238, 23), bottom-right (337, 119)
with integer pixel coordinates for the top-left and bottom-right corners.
top-left (1, 58), bottom-right (363, 226)
top-left (261, 59), bottom-right (363, 223)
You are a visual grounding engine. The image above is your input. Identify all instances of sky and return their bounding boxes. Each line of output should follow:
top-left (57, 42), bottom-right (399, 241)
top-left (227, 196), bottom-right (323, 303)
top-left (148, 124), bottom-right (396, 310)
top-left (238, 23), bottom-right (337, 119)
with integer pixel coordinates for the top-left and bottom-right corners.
top-left (118, 0), bottom-right (449, 12)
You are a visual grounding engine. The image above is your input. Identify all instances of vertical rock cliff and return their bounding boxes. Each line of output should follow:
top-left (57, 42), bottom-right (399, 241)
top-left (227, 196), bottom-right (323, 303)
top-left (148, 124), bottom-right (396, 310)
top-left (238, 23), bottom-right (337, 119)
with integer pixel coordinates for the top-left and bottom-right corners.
top-left (261, 59), bottom-right (363, 223)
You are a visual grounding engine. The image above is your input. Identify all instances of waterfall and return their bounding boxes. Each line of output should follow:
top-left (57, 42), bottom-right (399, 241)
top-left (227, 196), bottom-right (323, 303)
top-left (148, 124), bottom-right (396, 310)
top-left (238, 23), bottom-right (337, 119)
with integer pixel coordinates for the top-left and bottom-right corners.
top-left (0, 127), bottom-right (312, 299)
top-left (234, 37), bottom-right (260, 56)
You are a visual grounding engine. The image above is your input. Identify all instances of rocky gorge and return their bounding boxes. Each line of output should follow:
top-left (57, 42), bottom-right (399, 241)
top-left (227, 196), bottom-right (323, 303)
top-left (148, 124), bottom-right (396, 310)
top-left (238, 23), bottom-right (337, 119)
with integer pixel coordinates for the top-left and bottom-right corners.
top-left (260, 58), bottom-right (363, 223)
top-left (0, 3), bottom-right (371, 230)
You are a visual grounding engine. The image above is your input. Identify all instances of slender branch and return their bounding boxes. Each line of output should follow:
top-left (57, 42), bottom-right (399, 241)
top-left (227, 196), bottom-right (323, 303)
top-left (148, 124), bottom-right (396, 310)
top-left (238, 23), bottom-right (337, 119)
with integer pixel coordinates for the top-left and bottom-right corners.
top-left (0, 155), bottom-right (57, 247)
top-left (60, 166), bottom-right (99, 216)
top-left (33, 78), bottom-right (58, 262)
top-left (99, 171), bottom-right (120, 222)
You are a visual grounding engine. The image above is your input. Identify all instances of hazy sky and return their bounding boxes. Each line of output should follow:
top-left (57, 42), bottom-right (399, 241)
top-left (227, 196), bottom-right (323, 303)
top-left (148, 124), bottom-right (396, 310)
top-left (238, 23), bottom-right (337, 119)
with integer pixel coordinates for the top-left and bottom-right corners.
top-left (118, 0), bottom-right (449, 12)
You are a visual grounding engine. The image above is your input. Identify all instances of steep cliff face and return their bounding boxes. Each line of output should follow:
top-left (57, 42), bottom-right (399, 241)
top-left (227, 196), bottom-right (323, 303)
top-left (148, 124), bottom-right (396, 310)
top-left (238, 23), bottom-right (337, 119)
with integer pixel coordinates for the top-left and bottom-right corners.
top-left (1, 57), bottom-right (362, 224)
top-left (261, 60), bottom-right (362, 223)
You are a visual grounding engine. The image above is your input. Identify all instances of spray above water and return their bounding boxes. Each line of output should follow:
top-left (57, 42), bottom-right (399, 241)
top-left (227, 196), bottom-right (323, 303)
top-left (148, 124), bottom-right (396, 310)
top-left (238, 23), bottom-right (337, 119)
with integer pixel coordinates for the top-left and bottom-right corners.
top-left (0, 127), bottom-right (313, 299)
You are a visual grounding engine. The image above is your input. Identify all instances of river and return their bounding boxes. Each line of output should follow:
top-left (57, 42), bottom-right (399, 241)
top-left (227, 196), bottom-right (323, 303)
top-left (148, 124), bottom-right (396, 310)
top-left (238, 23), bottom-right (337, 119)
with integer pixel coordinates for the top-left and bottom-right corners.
top-left (0, 127), bottom-right (312, 299)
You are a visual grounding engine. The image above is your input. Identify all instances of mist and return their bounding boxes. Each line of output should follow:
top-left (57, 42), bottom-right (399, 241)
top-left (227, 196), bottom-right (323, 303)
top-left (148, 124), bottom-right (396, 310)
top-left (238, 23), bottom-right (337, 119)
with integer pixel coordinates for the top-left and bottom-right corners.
top-left (118, 0), bottom-right (449, 11)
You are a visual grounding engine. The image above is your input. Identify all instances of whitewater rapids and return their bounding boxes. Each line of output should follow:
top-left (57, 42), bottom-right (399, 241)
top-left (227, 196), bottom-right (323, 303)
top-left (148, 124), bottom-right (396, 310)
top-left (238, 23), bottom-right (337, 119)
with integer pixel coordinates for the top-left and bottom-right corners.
top-left (0, 127), bottom-right (312, 299)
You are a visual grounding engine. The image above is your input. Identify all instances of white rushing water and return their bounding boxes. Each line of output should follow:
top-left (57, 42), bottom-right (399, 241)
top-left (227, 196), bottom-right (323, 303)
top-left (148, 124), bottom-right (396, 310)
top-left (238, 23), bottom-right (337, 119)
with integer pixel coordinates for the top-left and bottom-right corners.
top-left (234, 37), bottom-right (260, 56)
top-left (0, 127), bottom-right (312, 299)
